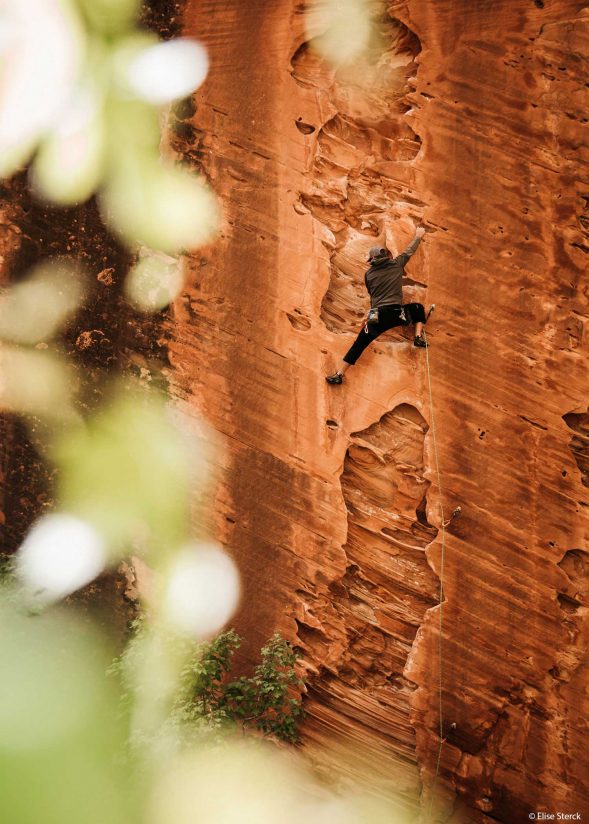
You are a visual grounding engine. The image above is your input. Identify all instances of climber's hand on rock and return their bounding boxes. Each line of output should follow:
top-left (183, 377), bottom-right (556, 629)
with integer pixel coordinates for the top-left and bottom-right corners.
top-left (415, 226), bottom-right (426, 239)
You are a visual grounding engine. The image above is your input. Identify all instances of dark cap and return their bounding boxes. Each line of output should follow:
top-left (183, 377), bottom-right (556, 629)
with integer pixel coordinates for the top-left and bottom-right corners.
top-left (368, 246), bottom-right (388, 262)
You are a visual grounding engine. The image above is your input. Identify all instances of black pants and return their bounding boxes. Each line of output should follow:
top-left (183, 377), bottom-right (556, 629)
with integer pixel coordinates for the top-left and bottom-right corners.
top-left (343, 303), bottom-right (426, 365)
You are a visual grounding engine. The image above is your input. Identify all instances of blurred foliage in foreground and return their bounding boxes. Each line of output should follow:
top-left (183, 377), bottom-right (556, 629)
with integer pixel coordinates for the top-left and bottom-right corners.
top-left (0, 322), bottom-right (411, 822)
top-left (0, 588), bottom-right (406, 824)
top-left (0, 0), bottom-right (219, 255)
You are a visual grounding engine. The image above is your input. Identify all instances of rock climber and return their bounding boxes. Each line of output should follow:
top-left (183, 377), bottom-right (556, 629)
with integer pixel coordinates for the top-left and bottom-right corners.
top-left (326, 226), bottom-right (430, 385)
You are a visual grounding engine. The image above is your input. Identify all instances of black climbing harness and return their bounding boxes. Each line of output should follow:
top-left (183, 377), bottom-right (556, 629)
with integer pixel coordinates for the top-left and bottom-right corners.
top-left (364, 304), bottom-right (407, 333)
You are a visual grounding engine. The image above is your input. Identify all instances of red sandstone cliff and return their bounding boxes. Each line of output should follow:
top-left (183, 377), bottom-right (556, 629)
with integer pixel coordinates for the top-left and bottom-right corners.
top-left (1, 1), bottom-right (588, 822)
top-left (169, 1), bottom-right (589, 820)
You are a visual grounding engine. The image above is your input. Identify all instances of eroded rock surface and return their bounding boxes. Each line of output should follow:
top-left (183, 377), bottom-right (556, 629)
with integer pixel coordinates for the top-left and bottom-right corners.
top-left (291, 15), bottom-right (423, 335)
top-left (1, 0), bottom-right (588, 821)
top-left (299, 403), bottom-right (439, 812)
top-left (171, 0), bottom-right (589, 820)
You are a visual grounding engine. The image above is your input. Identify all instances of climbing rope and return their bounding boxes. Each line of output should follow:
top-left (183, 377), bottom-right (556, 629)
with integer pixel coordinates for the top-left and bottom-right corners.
top-left (423, 327), bottom-right (447, 822)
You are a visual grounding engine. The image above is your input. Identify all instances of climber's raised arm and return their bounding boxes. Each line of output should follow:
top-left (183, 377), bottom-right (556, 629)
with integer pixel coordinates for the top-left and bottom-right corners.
top-left (398, 226), bottom-right (426, 267)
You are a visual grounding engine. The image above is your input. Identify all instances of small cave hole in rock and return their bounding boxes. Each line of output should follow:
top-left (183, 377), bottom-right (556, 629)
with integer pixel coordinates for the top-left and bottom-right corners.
top-left (534, 0), bottom-right (545, 7)
top-left (295, 619), bottom-right (326, 646)
top-left (562, 470), bottom-right (568, 477)
top-left (295, 118), bottom-right (316, 135)
top-left (415, 495), bottom-right (431, 527)
top-left (326, 420), bottom-right (339, 430)
top-left (558, 593), bottom-right (581, 613)
top-left (286, 312), bottom-right (311, 331)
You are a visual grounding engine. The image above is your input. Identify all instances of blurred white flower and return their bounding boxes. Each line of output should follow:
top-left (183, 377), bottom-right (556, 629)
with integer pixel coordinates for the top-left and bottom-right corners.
top-left (0, 261), bottom-right (85, 344)
top-left (31, 84), bottom-right (106, 204)
top-left (102, 161), bottom-right (219, 254)
top-left (307, 0), bottom-right (373, 65)
top-left (0, 346), bottom-right (73, 419)
top-left (163, 544), bottom-right (240, 638)
top-left (0, 2), bottom-right (218, 258)
top-left (16, 513), bottom-right (106, 604)
top-left (0, 0), bottom-right (84, 175)
top-left (126, 38), bottom-right (209, 105)
top-left (125, 250), bottom-right (184, 312)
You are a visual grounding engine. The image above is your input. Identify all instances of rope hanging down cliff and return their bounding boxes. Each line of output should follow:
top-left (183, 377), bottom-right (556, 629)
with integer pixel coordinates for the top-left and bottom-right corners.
top-left (321, 232), bottom-right (449, 812)
top-left (424, 327), bottom-right (448, 820)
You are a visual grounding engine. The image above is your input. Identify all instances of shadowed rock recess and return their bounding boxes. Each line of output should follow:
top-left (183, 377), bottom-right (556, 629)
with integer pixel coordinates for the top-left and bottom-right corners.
top-left (1, 0), bottom-right (589, 822)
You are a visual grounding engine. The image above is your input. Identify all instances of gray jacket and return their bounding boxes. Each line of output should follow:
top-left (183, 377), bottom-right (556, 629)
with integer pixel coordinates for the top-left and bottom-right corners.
top-left (364, 237), bottom-right (422, 309)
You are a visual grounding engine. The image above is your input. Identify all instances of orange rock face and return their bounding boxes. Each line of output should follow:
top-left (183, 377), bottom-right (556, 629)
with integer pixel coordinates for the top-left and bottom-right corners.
top-left (0, 0), bottom-right (587, 821)
top-left (170, 0), bottom-right (589, 820)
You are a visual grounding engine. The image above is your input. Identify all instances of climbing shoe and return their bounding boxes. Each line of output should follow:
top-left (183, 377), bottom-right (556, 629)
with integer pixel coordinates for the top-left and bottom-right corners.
top-left (414, 335), bottom-right (427, 348)
top-left (326, 373), bottom-right (343, 384)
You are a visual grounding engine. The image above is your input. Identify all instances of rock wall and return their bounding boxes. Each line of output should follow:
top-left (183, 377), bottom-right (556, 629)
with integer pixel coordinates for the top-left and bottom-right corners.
top-left (171, 0), bottom-right (589, 821)
top-left (1, 0), bottom-right (588, 821)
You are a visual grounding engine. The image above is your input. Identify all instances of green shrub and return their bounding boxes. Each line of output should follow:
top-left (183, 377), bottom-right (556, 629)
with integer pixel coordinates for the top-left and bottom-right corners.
top-left (175, 630), bottom-right (305, 744)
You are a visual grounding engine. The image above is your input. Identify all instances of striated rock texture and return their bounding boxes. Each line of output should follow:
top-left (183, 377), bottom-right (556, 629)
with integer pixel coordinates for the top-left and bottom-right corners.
top-left (1, 0), bottom-right (588, 822)
top-left (170, 0), bottom-right (589, 821)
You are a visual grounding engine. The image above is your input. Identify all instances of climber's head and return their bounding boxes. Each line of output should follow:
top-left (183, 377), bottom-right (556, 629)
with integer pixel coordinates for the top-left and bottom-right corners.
top-left (368, 246), bottom-right (390, 263)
